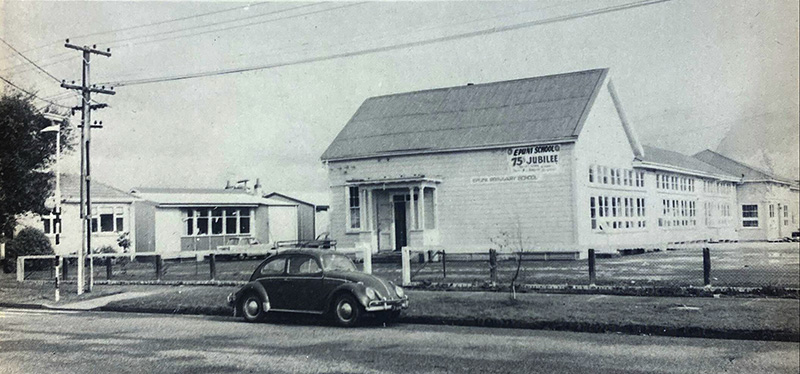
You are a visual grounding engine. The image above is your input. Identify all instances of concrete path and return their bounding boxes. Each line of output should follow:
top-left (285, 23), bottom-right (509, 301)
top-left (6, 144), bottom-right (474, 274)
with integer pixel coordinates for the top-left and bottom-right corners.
top-left (44, 290), bottom-right (166, 310)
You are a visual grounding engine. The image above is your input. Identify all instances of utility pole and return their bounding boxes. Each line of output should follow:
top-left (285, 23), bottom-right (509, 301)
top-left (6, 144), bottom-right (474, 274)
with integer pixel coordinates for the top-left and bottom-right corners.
top-left (61, 39), bottom-right (114, 295)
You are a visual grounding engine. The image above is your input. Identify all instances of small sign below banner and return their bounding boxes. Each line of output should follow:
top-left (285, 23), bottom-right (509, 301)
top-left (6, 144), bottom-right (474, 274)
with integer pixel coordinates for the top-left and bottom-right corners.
top-left (507, 144), bottom-right (561, 174)
top-left (471, 174), bottom-right (539, 184)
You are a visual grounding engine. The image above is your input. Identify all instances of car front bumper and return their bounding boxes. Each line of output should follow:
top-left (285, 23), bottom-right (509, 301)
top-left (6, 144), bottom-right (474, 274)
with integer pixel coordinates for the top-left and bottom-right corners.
top-left (365, 298), bottom-right (408, 312)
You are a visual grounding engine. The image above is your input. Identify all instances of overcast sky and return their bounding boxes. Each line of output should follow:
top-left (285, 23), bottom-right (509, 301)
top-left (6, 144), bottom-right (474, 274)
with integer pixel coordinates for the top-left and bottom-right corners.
top-left (2, 0), bottom-right (798, 205)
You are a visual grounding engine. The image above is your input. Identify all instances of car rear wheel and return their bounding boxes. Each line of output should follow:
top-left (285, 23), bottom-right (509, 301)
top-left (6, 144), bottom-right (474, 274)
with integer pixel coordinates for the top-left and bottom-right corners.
top-left (241, 292), bottom-right (266, 323)
top-left (332, 293), bottom-right (362, 327)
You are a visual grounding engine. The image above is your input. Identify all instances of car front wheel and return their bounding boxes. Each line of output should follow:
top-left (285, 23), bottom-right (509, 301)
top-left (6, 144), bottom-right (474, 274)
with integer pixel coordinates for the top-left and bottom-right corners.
top-left (332, 293), bottom-right (362, 327)
top-left (240, 292), bottom-right (266, 323)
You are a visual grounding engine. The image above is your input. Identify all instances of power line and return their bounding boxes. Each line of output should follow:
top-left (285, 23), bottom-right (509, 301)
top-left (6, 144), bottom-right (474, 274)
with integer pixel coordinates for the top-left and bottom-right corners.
top-left (106, 3), bottom-right (352, 49)
top-left (0, 37), bottom-right (61, 83)
top-left (71, 1), bottom-right (273, 40)
top-left (0, 74), bottom-right (71, 108)
top-left (0, 2), bottom-right (273, 63)
top-left (105, 0), bottom-right (671, 87)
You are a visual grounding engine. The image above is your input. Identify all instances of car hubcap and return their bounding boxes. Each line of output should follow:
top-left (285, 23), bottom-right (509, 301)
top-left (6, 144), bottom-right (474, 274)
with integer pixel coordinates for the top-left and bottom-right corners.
top-left (338, 301), bottom-right (353, 320)
top-left (245, 298), bottom-right (259, 317)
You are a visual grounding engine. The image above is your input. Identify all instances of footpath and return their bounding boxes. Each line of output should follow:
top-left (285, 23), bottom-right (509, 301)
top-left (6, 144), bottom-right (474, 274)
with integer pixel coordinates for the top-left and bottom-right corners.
top-left (1, 280), bottom-right (797, 342)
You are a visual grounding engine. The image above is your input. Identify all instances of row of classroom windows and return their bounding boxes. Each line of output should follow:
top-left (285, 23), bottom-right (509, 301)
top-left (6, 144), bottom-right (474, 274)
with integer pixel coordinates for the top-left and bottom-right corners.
top-left (588, 166), bottom-right (645, 187)
top-left (588, 197), bottom-right (791, 231)
top-left (655, 173), bottom-right (734, 195)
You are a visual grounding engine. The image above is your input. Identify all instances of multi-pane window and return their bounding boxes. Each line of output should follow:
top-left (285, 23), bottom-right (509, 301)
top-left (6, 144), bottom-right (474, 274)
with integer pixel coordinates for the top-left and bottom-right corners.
top-left (742, 204), bottom-right (758, 227)
top-left (183, 207), bottom-right (251, 236)
top-left (590, 166), bottom-right (644, 189)
top-left (658, 199), bottom-right (697, 227)
top-left (784, 205), bottom-right (789, 226)
top-left (348, 186), bottom-right (361, 230)
top-left (90, 206), bottom-right (126, 233)
top-left (592, 195), bottom-right (646, 231)
top-left (769, 204), bottom-right (775, 218)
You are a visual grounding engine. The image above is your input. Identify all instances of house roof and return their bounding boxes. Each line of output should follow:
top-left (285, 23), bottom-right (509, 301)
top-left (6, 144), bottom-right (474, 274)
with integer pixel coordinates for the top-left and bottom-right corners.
top-left (262, 192), bottom-right (315, 207)
top-left (60, 174), bottom-right (137, 203)
top-left (635, 146), bottom-right (737, 180)
top-left (321, 69), bottom-right (609, 161)
top-left (693, 150), bottom-right (795, 185)
top-left (131, 188), bottom-right (295, 207)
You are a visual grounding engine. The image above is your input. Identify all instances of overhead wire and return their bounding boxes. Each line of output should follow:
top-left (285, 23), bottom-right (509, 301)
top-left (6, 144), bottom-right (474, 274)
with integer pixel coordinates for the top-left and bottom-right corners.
top-left (104, 0), bottom-right (671, 87)
top-left (0, 74), bottom-right (71, 108)
top-left (0, 1), bottom-right (272, 63)
top-left (104, 2), bottom-right (325, 49)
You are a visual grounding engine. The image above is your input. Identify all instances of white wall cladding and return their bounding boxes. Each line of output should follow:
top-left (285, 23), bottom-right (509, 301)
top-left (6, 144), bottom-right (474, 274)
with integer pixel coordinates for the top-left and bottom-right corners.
top-left (737, 183), bottom-right (800, 241)
top-left (328, 144), bottom-right (576, 252)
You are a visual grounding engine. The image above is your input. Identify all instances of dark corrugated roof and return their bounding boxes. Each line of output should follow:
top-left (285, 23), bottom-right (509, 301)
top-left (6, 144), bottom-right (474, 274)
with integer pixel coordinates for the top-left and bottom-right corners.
top-left (321, 69), bottom-right (608, 160)
top-left (637, 146), bottom-right (734, 178)
top-left (60, 174), bottom-right (136, 202)
top-left (693, 150), bottom-right (793, 184)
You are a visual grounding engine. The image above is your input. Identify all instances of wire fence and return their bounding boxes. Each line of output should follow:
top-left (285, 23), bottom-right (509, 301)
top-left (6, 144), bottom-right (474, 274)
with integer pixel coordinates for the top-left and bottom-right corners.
top-left (378, 242), bottom-right (800, 289)
top-left (11, 242), bottom-right (799, 290)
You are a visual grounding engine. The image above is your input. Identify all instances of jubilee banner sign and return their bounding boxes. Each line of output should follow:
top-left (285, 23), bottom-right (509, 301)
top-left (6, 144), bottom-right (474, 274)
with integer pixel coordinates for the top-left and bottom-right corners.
top-left (507, 144), bottom-right (561, 174)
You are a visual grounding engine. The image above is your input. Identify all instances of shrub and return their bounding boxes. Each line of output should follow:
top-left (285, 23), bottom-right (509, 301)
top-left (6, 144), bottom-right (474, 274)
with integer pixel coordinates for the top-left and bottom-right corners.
top-left (2, 227), bottom-right (54, 273)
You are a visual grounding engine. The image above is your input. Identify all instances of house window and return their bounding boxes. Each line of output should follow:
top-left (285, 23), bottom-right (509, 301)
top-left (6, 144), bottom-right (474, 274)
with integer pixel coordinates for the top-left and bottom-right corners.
top-left (348, 186), bottom-right (361, 230)
top-left (769, 204), bottom-right (775, 218)
top-left (742, 204), bottom-right (758, 227)
top-left (183, 207), bottom-right (251, 236)
top-left (42, 214), bottom-right (60, 235)
top-left (589, 166), bottom-right (595, 183)
top-left (784, 205), bottom-right (789, 226)
top-left (590, 197), bottom-right (596, 229)
top-left (90, 206), bottom-right (125, 233)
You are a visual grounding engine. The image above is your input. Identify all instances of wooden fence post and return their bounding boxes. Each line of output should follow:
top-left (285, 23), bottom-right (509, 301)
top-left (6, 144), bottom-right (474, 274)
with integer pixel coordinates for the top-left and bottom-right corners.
top-left (209, 253), bottom-right (217, 280)
top-left (703, 247), bottom-right (711, 286)
top-left (106, 257), bottom-right (113, 279)
top-left (441, 250), bottom-right (447, 279)
top-left (489, 249), bottom-right (497, 283)
top-left (401, 247), bottom-right (411, 286)
top-left (155, 255), bottom-right (163, 281)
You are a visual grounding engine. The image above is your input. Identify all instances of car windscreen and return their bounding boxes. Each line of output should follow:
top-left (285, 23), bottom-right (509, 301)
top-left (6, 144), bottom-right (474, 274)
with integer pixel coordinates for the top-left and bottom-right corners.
top-left (320, 254), bottom-right (357, 272)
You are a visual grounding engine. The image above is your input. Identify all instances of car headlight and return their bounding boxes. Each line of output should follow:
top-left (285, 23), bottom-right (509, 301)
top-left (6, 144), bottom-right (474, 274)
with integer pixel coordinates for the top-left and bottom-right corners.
top-left (394, 285), bottom-right (405, 298)
top-left (365, 287), bottom-right (378, 300)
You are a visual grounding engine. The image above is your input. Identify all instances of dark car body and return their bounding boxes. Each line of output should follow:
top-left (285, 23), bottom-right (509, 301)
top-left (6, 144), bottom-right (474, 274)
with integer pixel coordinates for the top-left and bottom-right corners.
top-left (228, 249), bottom-right (408, 326)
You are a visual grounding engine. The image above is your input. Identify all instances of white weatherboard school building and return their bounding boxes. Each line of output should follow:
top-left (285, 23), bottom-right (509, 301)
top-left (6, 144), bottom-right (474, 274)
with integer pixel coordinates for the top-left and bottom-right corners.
top-left (321, 69), bottom-right (799, 257)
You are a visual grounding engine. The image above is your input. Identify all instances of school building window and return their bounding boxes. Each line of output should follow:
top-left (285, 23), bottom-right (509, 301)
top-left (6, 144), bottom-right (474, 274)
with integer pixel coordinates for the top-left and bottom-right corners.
top-left (348, 186), bottom-right (361, 230)
top-left (90, 206), bottom-right (125, 233)
top-left (784, 204), bottom-right (789, 226)
top-left (592, 194), bottom-right (646, 231)
top-left (588, 166), bottom-right (595, 183)
top-left (741, 204), bottom-right (758, 227)
top-left (183, 207), bottom-right (251, 236)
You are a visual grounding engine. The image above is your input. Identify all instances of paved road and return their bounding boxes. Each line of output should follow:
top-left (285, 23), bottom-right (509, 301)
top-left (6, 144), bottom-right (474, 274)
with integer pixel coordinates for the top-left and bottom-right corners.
top-left (0, 308), bottom-right (797, 374)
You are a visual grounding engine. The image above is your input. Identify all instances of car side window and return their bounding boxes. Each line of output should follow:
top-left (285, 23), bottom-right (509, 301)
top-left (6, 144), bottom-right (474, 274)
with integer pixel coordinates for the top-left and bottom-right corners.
top-left (287, 255), bottom-right (321, 275)
top-left (260, 257), bottom-right (286, 275)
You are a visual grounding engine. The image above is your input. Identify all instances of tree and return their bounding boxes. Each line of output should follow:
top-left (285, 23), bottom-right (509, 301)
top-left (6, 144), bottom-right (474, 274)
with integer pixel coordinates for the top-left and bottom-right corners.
top-left (0, 92), bottom-right (74, 238)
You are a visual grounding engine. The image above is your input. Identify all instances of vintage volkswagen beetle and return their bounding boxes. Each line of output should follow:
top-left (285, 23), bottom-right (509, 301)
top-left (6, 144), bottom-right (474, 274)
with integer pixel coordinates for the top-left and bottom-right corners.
top-left (228, 249), bottom-right (408, 326)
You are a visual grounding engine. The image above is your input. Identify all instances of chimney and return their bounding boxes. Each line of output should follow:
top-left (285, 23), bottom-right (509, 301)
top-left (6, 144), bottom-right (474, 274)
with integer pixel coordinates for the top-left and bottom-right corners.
top-left (253, 178), bottom-right (262, 196)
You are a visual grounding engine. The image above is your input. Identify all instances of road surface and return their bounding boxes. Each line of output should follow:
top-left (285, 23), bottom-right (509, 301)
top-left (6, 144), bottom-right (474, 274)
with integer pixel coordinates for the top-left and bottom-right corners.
top-left (0, 308), bottom-right (797, 373)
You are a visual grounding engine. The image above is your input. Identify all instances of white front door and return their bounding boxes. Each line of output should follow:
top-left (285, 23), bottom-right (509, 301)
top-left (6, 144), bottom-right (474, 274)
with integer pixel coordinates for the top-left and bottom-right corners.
top-left (269, 206), bottom-right (298, 243)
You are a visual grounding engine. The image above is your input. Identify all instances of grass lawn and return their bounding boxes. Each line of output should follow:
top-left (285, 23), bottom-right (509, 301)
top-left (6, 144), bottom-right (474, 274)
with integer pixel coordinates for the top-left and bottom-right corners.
top-left (98, 285), bottom-right (799, 337)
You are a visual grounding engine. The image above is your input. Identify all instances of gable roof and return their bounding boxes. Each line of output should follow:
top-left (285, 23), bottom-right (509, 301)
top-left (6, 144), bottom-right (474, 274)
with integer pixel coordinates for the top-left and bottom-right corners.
top-left (321, 69), bottom-right (609, 161)
top-left (131, 188), bottom-right (295, 207)
top-left (693, 150), bottom-right (795, 185)
top-left (60, 174), bottom-right (137, 203)
top-left (263, 192), bottom-right (314, 207)
top-left (635, 146), bottom-right (737, 180)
